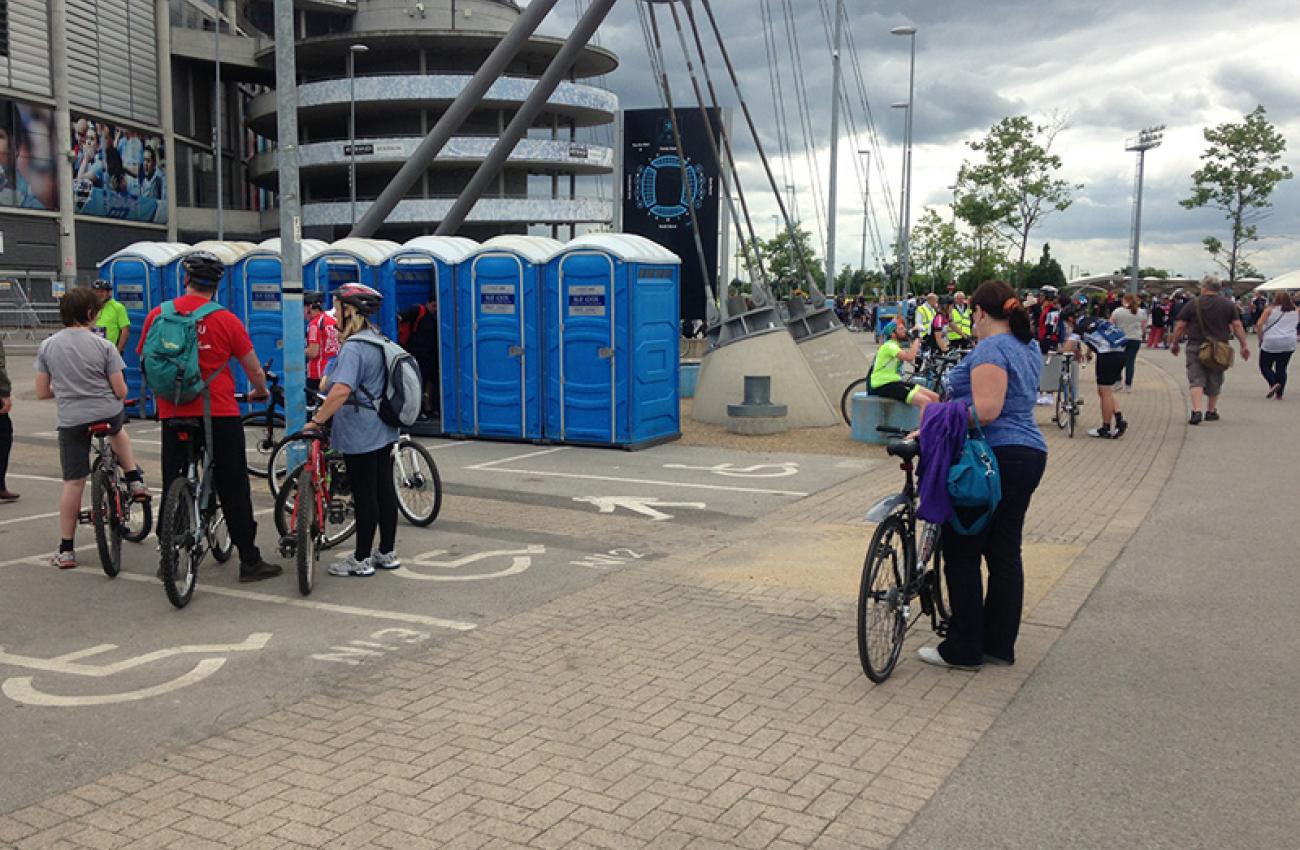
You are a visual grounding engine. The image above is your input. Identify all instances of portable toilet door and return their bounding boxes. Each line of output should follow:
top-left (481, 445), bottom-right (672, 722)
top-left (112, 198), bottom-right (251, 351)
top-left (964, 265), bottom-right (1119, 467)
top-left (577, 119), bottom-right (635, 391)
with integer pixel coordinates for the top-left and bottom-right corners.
top-left (402, 236), bottom-right (478, 434)
top-left (98, 241), bottom-right (190, 417)
top-left (462, 236), bottom-right (560, 440)
top-left (318, 238), bottom-right (401, 325)
top-left (243, 239), bottom-right (330, 381)
top-left (387, 251), bottom-right (437, 341)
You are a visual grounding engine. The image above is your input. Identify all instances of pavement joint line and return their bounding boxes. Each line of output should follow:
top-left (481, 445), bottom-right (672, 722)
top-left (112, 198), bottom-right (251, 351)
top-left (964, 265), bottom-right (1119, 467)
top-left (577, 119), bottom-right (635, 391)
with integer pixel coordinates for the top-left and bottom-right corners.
top-left (0, 510), bottom-right (64, 527)
top-left (7, 473), bottom-right (67, 485)
top-left (467, 466), bottom-right (811, 497)
top-left (463, 446), bottom-right (570, 470)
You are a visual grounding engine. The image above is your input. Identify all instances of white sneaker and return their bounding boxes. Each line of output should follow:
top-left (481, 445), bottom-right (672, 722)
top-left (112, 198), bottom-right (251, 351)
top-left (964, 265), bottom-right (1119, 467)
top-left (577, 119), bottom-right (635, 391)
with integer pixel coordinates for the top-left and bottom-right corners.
top-left (328, 555), bottom-right (375, 577)
top-left (1036, 393), bottom-right (1054, 406)
top-left (371, 551), bottom-right (401, 570)
top-left (917, 646), bottom-right (981, 671)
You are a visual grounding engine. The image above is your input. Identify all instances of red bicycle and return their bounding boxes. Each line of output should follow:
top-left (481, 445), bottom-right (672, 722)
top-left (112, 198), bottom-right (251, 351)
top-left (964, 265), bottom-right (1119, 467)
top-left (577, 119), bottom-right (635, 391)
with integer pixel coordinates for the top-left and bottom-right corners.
top-left (274, 429), bottom-right (355, 595)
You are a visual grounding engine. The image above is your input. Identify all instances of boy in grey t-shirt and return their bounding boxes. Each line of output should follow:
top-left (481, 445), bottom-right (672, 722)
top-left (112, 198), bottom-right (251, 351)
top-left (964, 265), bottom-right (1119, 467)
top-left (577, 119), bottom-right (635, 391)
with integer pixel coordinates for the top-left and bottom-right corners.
top-left (35, 287), bottom-right (149, 569)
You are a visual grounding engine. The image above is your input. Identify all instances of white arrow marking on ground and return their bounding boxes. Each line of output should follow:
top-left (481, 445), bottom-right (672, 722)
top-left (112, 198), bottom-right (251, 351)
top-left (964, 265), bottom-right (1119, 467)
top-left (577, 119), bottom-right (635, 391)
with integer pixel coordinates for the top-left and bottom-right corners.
top-left (571, 496), bottom-right (706, 522)
top-left (662, 462), bottom-right (800, 479)
top-left (0, 633), bottom-right (272, 677)
top-left (397, 545), bottom-right (547, 582)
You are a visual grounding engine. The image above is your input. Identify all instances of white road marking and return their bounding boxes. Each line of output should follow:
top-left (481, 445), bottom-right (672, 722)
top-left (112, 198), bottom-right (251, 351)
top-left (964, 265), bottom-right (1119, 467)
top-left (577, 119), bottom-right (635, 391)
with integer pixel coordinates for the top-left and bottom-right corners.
top-left (473, 466), bottom-right (808, 496)
top-left (398, 545), bottom-right (545, 582)
top-left (464, 446), bottom-right (569, 471)
top-left (3, 659), bottom-right (230, 707)
top-left (572, 496), bottom-right (706, 522)
top-left (0, 510), bottom-right (64, 528)
top-left (0, 633), bottom-right (272, 677)
top-left (662, 462), bottom-right (801, 479)
top-left (7, 473), bottom-right (66, 485)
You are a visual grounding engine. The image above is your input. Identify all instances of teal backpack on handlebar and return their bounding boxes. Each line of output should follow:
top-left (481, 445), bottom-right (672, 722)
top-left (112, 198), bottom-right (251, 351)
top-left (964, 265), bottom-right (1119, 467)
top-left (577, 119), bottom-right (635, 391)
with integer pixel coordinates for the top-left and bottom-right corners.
top-left (946, 413), bottom-right (1001, 535)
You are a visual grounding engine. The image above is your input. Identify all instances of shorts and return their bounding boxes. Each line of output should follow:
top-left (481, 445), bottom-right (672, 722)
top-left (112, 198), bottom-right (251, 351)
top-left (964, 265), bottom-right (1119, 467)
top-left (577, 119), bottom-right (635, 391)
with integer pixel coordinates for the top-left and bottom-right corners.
top-left (57, 410), bottom-right (126, 481)
top-left (868, 381), bottom-right (920, 404)
top-left (1094, 352), bottom-right (1127, 390)
top-left (1185, 346), bottom-right (1226, 396)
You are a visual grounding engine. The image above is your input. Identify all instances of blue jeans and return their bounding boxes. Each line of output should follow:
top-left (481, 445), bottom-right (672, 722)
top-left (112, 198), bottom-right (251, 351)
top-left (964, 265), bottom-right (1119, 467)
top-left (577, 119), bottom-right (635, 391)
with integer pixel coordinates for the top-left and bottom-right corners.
top-left (939, 445), bottom-right (1048, 666)
top-left (1124, 339), bottom-right (1142, 387)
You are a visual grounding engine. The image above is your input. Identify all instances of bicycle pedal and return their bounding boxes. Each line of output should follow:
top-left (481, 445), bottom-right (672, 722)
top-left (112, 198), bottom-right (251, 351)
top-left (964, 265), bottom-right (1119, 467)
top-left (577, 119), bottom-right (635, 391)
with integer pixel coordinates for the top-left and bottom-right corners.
top-left (77, 510), bottom-right (94, 525)
top-left (278, 536), bottom-right (296, 558)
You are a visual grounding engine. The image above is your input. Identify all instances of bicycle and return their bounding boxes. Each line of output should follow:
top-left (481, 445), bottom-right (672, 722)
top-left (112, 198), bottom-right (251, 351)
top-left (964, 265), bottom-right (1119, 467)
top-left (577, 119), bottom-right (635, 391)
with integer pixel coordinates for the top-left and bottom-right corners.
top-left (273, 426), bottom-right (358, 566)
top-left (267, 432), bottom-right (442, 527)
top-left (857, 427), bottom-right (950, 683)
top-left (80, 421), bottom-right (153, 577)
top-left (241, 366), bottom-right (286, 479)
top-left (157, 416), bottom-right (235, 609)
top-left (839, 347), bottom-right (965, 425)
top-left (1052, 350), bottom-right (1082, 438)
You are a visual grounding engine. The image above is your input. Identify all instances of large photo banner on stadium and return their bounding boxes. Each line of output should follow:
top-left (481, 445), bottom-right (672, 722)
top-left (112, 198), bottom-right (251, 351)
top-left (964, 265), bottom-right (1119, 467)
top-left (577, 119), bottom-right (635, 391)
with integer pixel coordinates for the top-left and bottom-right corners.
top-left (622, 108), bottom-right (721, 324)
top-left (70, 115), bottom-right (167, 224)
top-left (0, 100), bottom-right (59, 211)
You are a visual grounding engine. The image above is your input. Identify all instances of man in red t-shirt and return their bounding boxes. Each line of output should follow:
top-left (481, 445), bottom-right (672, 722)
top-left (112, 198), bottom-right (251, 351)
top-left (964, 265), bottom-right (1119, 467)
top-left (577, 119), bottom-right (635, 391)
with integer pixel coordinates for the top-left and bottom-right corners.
top-left (303, 291), bottom-right (339, 395)
top-left (138, 252), bottom-right (282, 582)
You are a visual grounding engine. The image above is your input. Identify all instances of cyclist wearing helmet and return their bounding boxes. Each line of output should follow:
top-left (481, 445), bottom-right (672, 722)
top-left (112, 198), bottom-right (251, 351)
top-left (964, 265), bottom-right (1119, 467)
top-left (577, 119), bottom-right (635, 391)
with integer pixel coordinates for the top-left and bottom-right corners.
top-left (91, 278), bottom-right (131, 353)
top-left (1060, 304), bottom-right (1129, 439)
top-left (305, 283), bottom-right (401, 578)
top-left (303, 290), bottom-right (339, 394)
top-left (1036, 286), bottom-right (1063, 351)
top-left (138, 251), bottom-right (283, 582)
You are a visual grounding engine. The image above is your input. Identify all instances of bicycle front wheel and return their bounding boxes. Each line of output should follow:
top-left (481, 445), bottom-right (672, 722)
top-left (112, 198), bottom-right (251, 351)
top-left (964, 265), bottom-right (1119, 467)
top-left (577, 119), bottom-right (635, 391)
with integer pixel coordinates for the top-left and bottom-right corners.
top-left (91, 467), bottom-right (121, 578)
top-left (266, 435), bottom-right (313, 498)
top-left (242, 412), bottom-right (284, 479)
top-left (858, 513), bottom-right (910, 683)
top-left (275, 462), bottom-right (356, 550)
top-left (121, 495), bottom-right (153, 542)
top-left (159, 479), bottom-right (199, 609)
top-left (393, 438), bottom-right (442, 526)
top-left (1066, 383), bottom-right (1078, 438)
top-left (295, 466), bottom-right (318, 596)
top-left (840, 378), bottom-right (869, 426)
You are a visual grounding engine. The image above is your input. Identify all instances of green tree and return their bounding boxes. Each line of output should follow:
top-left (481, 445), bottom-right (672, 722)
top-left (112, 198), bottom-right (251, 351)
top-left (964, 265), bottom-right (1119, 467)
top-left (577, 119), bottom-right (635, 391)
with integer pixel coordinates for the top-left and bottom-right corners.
top-left (955, 115), bottom-right (1081, 288)
top-left (953, 191), bottom-right (1008, 289)
top-left (910, 208), bottom-right (964, 289)
top-left (1114, 265), bottom-right (1171, 279)
top-left (1025, 243), bottom-right (1067, 291)
top-left (1180, 106), bottom-right (1293, 282)
top-left (759, 223), bottom-right (824, 298)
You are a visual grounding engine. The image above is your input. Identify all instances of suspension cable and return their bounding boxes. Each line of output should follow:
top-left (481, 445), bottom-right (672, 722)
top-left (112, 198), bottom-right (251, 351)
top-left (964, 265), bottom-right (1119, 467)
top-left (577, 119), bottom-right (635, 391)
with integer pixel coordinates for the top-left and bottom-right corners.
top-left (779, 0), bottom-right (825, 245)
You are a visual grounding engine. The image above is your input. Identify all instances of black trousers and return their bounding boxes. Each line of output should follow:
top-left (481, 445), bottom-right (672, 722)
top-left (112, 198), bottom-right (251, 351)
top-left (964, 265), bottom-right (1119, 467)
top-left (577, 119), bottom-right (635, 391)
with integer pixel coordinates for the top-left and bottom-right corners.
top-left (1124, 339), bottom-right (1142, 387)
top-left (1259, 350), bottom-right (1293, 394)
top-left (0, 412), bottom-right (11, 490)
top-left (939, 445), bottom-right (1048, 667)
top-left (343, 444), bottom-right (398, 560)
top-left (161, 416), bottom-right (263, 566)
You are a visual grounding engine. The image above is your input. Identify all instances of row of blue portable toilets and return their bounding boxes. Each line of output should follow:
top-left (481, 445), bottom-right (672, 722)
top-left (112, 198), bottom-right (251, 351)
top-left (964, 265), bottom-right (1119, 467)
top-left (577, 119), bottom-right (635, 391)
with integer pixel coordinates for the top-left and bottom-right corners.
top-left (99, 234), bottom-right (682, 449)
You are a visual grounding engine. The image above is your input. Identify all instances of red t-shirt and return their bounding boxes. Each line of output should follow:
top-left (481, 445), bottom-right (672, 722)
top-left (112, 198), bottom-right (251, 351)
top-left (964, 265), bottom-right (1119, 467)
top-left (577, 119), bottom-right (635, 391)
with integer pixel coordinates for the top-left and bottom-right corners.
top-left (307, 313), bottom-right (340, 381)
top-left (138, 294), bottom-right (253, 418)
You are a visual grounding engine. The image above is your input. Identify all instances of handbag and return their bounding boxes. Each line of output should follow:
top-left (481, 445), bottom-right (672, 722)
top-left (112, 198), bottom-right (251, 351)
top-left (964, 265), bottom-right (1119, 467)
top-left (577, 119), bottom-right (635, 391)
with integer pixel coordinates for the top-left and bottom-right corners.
top-left (947, 413), bottom-right (1002, 535)
top-left (1193, 297), bottom-right (1235, 371)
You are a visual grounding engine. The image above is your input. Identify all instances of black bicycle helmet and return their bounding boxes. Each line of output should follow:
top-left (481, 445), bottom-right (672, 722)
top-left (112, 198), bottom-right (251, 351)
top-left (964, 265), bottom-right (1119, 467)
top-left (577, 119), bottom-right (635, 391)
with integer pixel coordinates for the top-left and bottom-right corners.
top-left (303, 290), bottom-right (325, 307)
top-left (182, 251), bottom-right (225, 287)
top-left (91, 278), bottom-right (113, 291)
top-left (939, 295), bottom-right (954, 306)
top-left (1060, 304), bottom-right (1082, 322)
top-left (333, 282), bottom-right (382, 316)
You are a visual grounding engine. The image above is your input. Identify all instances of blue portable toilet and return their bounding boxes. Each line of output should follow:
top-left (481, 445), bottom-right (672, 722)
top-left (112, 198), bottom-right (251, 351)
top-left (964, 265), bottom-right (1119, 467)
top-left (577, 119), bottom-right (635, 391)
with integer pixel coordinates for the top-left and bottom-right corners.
top-left (310, 238), bottom-right (401, 333)
top-left (98, 241), bottom-right (190, 417)
top-left (544, 234), bottom-right (682, 448)
top-left (455, 235), bottom-right (562, 440)
top-left (237, 239), bottom-right (330, 382)
top-left (396, 237), bottom-right (478, 432)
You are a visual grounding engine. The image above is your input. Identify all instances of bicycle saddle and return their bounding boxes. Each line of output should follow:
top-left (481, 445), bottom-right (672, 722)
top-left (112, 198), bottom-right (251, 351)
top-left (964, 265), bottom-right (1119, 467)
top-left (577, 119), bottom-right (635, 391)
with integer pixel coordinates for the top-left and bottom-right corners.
top-left (88, 421), bottom-right (116, 435)
top-left (164, 418), bottom-right (203, 434)
top-left (887, 439), bottom-right (920, 461)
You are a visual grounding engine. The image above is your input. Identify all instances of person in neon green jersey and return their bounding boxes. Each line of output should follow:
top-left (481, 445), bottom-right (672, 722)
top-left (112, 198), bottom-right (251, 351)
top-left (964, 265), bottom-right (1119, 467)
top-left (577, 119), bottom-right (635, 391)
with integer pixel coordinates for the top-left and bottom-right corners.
top-left (90, 279), bottom-right (131, 354)
top-left (868, 320), bottom-right (939, 410)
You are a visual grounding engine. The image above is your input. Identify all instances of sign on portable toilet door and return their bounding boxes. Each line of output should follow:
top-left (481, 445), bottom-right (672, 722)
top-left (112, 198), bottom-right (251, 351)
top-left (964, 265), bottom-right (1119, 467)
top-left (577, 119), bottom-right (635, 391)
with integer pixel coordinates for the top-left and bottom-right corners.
top-left (481, 284), bottom-right (516, 315)
top-left (568, 286), bottom-right (607, 317)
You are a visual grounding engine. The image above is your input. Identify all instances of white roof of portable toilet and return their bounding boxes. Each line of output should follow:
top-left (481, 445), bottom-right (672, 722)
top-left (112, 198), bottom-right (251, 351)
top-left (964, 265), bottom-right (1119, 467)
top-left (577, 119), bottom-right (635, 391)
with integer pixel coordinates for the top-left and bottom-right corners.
top-left (562, 233), bottom-right (681, 265)
top-left (255, 238), bottom-right (330, 262)
top-left (401, 236), bottom-right (479, 264)
top-left (185, 240), bottom-right (258, 266)
top-left (324, 238), bottom-right (402, 265)
top-left (99, 241), bottom-right (191, 267)
top-left (479, 235), bottom-right (564, 263)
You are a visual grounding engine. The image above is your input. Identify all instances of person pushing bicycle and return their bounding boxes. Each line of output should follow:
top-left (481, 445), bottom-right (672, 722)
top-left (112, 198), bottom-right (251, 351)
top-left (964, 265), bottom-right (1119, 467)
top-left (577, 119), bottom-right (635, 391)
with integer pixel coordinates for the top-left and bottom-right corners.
top-left (138, 252), bottom-right (283, 583)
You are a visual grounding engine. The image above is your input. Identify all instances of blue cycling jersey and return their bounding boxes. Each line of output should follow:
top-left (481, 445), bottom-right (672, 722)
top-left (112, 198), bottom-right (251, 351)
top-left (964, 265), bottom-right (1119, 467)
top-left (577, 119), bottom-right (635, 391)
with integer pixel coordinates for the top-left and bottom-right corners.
top-left (1074, 317), bottom-right (1128, 354)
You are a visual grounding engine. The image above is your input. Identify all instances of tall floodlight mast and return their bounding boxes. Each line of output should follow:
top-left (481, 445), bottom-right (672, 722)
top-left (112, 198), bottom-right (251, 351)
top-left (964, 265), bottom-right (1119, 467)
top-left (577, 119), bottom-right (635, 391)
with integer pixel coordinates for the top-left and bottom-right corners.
top-left (1125, 125), bottom-right (1165, 295)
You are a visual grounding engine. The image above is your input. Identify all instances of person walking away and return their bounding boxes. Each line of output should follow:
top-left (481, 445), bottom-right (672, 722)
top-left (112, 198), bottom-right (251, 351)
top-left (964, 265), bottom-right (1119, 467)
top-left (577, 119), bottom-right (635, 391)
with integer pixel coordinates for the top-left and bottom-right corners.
top-left (1110, 293), bottom-right (1147, 392)
top-left (139, 251), bottom-right (283, 582)
top-left (867, 321), bottom-right (939, 412)
top-left (919, 279), bottom-right (1048, 671)
top-left (398, 295), bottom-right (440, 419)
top-left (305, 283), bottom-right (401, 577)
top-left (303, 291), bottom-right (339, 396)
top-left (1061, 305), bottom-right (1130, 439)
top-left (90, 278), bottom-right (131, 354)
top-left (1169, 276), bottom-right (1251, 425)
top-left (1255, 291), bottom-right (1298, 399)
top-left (0, 336), bottom-right (17, 503)
top-left (35, 287), bottom-right (149, 569)
top-left (1148, 297), bottom-right (1168, 348)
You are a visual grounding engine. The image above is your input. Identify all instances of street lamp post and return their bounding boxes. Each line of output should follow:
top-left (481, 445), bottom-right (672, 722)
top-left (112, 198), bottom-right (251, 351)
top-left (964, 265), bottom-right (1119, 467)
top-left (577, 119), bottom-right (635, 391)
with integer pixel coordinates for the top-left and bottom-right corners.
top-left (890, 25), bottom-right (917, 301)
top-left (824, 0), bottom-right (846, 297)
top-left (784, 183), bottom-right (796, 223)
top-left (771, 214), bottom-right (780, 240)
top-left (348, 43), bottom-right (369, 228)
top-left (1125, 125), bottom-right (1164, 295)
top-left (858, 148), bottom-right (870, 273)
top-left (891, 100), bottom-right (909, 299)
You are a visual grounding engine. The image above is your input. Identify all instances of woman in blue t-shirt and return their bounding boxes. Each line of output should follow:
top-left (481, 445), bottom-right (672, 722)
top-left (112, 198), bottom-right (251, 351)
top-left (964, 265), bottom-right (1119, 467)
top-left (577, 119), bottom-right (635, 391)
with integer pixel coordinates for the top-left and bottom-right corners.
top-left (305, 283), bottom-right (401, 578)
top-left (921, 279), bottom-right (1048, 671)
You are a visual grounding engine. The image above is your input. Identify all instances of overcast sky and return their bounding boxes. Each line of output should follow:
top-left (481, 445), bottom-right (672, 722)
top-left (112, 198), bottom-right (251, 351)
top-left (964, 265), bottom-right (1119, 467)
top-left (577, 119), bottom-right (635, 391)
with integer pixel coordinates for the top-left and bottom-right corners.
top-left (537, 0), bottom-right (1300, 282)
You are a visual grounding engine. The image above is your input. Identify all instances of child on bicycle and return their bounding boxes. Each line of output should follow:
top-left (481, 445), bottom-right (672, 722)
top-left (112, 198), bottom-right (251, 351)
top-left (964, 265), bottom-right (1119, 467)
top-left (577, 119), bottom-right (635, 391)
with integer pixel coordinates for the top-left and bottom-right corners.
top-left (867, 320), bottom-right (939, 411)
top-left (34, 286), bottom-right (149, 569)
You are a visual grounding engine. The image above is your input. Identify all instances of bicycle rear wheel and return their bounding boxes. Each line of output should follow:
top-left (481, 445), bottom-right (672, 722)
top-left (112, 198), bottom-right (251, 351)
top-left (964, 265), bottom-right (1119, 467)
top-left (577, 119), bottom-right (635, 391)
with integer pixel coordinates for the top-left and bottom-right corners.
top-left (90, 466), bottom-right (121, 578)
top-left (242, 412), bottom-right (284, 479)
top-left (393, 438), bottom-right (442, 526)
top-left (207, 508), bottom-right (234, 564)
top-left (858, 513), bottom-right (910, 683)
top-left (121, 496), bottom-right (153, 542)
top-left (275, 462), bottom-right (356, 549)
top-left (1067, 383), bottom-right (1078, 438)
top-left (266, 435), bottom-right (313, 498)
top-left (840, 378), bottom-right (869, 426)
top-left (159, 478), bottom-right (199, 609)
top-left (295, 467), bottom-right (318, 596)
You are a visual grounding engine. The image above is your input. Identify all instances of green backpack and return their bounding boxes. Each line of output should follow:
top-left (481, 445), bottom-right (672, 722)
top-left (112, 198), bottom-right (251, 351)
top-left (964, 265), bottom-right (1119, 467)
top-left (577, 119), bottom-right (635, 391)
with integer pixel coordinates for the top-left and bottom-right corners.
top-left (141, 301), bottom-right (226, 404)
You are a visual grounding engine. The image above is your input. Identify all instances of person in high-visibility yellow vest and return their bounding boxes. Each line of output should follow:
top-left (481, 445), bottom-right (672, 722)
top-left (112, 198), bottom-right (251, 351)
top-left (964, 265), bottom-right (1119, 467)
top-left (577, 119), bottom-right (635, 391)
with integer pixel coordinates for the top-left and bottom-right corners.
top-left (914, 293), bottom-right (939, 335)
top-left (948, 291), bottom-right (974, 347)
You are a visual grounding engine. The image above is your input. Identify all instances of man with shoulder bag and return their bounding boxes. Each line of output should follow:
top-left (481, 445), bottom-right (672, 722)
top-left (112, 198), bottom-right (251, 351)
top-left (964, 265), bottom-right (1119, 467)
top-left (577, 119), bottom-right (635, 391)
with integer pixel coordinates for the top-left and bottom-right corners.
top-left (1169, 276), bottom-right (1250, 425)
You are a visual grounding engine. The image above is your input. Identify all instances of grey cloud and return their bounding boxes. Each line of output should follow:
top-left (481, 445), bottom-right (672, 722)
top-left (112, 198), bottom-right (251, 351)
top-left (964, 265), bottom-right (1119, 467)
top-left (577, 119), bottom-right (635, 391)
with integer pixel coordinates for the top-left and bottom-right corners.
top-left (1212, 62), bottom-right (1300, 115)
